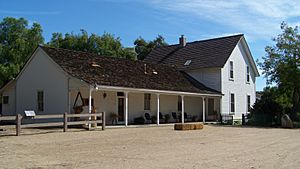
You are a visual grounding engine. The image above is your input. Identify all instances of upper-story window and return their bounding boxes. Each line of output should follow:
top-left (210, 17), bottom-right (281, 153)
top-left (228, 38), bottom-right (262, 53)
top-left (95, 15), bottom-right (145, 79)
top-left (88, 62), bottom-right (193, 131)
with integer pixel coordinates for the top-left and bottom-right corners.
top-left (246, 66), bottom-right (250, 83)
top-left (229, 61), bottom-right (234, 80)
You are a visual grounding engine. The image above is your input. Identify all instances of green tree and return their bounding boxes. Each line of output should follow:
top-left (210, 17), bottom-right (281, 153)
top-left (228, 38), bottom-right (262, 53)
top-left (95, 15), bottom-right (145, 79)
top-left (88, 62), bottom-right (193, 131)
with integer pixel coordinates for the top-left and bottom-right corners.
top-left (134, 35), bottom-right (168, 60)
top-left (47, 30), bottom-right (136, 60)
top-left (259, 22), bottom-right (300, 120)
top-left (0, 17), bottom-right (44, 87)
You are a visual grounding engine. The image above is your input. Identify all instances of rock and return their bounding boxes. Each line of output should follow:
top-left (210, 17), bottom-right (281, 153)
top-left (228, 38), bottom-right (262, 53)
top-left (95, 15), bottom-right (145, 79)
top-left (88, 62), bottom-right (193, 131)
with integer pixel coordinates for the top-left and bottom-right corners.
top-left (281, 114), bottom-right (293, 128)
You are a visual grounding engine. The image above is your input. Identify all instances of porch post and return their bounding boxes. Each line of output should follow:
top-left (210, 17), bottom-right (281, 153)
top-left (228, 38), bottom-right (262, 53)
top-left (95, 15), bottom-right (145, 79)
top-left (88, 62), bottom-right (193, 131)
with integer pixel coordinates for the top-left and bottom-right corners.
top-left (181, 95), bottom-right (184, 123)
top-left (88, 87), bottom-right (93, 129)
top-left (157, 94), bottom-right (160, 125)
top-left (125, 92), bottom-right (129, 127)
top-left (202, 96), bottom-right (206, 124)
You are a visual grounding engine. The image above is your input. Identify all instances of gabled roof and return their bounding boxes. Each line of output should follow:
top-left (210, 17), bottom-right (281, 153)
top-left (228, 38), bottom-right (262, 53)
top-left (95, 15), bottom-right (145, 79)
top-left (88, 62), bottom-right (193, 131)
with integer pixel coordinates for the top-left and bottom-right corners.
top-left (144, 34), bottom-right (259, 76)
top-left (40, 46), bottom-right (221, 95)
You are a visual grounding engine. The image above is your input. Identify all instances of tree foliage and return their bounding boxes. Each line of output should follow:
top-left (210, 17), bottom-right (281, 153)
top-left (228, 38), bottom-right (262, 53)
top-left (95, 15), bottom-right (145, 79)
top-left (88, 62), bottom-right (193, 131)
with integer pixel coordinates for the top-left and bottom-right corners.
top-left (0, 17), bottom-right (44, 87)
top-left (247, 87), bottom-right (284, 126)
top-left (259, 22), bottom-right (300, 120)
top-left (47, 30), bottom-right (136, 60)
top-left (134, 35), bottom-right (168, 60)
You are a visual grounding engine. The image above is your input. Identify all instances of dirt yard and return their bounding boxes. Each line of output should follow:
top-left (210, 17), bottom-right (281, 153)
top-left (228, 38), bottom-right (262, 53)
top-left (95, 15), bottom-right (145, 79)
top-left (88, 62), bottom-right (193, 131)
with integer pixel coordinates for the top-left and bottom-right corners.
top-left (0, 125), bottom-right (299, 169)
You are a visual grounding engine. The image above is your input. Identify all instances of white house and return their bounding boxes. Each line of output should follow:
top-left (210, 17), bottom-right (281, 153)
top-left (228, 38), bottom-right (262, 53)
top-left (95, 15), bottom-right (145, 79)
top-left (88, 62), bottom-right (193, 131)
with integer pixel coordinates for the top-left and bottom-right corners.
top-left (0, 34), bottom-right (259, 125)
top-left (145, 34), bottom-right (259, 120)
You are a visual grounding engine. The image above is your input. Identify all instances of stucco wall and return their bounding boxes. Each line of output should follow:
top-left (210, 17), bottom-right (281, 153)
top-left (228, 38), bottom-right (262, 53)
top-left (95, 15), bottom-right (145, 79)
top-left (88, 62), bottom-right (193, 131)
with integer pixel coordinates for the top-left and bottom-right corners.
top-left (221, 41), bottom-right (256, 119)
top-left (16, 48), bottom-right (69, 116)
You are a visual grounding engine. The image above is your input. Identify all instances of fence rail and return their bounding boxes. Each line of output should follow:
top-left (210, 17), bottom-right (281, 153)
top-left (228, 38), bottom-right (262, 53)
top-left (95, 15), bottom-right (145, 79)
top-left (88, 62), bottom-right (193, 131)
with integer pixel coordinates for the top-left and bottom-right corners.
top-left (0, 112), bottom-right (105, 136)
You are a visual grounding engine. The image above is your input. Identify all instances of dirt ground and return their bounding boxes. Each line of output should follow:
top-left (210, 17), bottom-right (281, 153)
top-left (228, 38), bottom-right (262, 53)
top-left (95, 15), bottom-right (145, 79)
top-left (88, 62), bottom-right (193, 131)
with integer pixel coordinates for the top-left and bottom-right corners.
top-left (0, 125), bottom-right (300, 169)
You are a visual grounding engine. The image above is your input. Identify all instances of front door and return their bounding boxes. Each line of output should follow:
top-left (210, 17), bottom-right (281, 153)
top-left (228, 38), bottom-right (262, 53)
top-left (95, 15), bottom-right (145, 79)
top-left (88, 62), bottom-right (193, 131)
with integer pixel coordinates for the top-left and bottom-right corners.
top-left (117, 98), bottom-right (125, 122)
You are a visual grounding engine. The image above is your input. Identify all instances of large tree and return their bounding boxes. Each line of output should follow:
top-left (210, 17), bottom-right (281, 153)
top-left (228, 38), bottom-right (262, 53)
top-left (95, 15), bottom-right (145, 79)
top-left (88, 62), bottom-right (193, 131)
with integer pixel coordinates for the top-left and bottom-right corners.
top-left (134, 35), bottom-right (168, 60)
top-left (259, 22), bottom-right (300, 120)
top-left (47, 30), bottom-right (136, 60)
top-left (0, 17), bottom-right (44, 87)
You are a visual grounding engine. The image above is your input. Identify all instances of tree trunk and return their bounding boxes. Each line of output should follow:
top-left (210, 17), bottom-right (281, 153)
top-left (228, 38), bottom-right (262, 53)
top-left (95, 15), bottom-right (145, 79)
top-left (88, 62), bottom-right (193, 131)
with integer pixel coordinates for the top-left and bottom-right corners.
top-left (291, 87), bottom-right (300, 121)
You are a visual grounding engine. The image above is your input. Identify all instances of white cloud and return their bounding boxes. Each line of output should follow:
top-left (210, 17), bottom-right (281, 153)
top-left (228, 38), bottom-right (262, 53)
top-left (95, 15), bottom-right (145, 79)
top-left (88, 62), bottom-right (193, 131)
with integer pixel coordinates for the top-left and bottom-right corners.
top-left (145, 0), bottom-right (300, 41)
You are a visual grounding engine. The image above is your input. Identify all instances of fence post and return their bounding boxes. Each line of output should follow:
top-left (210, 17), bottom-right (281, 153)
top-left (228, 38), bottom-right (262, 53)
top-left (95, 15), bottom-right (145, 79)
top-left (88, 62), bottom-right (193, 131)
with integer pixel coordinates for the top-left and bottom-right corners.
top-left (16, 114), bottom-right (22, 136)
top-left (63, 112), bottom-right (68, 132)
top-left (102, 112), bottom-right (105, 130)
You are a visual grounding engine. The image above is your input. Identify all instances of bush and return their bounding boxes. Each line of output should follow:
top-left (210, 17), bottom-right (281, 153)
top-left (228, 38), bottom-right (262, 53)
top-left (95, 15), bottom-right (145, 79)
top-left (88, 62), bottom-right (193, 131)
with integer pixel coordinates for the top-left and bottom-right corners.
top-left (133, 116), bottom-right (145, 124)
top-left (247, 98), bottom-right (283, 126)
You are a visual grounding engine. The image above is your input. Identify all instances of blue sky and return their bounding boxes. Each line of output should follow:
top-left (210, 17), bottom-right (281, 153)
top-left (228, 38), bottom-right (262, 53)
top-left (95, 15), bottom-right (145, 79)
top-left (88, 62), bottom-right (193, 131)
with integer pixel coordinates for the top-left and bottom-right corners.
top-left (1, 0), bottom-right (300, 91)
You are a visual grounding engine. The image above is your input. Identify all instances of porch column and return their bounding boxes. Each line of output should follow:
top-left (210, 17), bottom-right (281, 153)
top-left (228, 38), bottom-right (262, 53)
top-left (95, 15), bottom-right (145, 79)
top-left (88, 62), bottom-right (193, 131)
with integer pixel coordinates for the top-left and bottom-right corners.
top-left (88, 87), bottom-right (93, 129)
top-left (181, 95), bottom-right (184, 123)
top-left (202, 96), bottom-right (206, 124)
top-left (125, 92), bottom-right (129, 127)
top-left (157, 94), bottom-right (160, 125)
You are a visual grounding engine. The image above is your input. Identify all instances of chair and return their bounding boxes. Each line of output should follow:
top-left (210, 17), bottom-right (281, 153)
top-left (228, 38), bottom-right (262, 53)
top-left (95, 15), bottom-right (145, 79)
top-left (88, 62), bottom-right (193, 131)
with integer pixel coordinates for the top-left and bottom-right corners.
top-left (159, 112), bottom-right (165, 123)
top-left (144, 112), bottom-right (152, 124)
top-left (184, 112), bottom-right (192, 122)
top-left (172, 112), bottom-right (178, 122)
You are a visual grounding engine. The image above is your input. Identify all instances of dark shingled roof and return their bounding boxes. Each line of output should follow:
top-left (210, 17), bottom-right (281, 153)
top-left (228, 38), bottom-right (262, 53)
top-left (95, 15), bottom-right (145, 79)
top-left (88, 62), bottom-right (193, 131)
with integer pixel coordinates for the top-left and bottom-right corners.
top-left (144, 34), bottom-right (243, 70)
top-left (40, 46), bottom-right (221, 95)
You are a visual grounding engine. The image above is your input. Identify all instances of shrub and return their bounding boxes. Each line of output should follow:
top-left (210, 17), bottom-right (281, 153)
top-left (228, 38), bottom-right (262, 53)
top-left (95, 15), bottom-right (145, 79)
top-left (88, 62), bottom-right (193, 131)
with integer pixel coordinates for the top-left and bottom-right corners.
top-left (133, 116), bottom-right (145, 124)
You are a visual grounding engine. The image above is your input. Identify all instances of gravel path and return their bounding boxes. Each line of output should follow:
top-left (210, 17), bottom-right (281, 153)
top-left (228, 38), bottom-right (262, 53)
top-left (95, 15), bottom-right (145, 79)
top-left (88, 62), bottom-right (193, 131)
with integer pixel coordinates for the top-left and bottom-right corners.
top-left (0, 125), bottom-right (299, 169)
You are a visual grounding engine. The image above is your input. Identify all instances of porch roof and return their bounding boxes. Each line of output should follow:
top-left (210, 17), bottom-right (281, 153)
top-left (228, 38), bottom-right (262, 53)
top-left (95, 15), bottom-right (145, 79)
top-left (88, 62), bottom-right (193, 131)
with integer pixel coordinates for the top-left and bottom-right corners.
top-left (41, 46), bottom-right (221, 96)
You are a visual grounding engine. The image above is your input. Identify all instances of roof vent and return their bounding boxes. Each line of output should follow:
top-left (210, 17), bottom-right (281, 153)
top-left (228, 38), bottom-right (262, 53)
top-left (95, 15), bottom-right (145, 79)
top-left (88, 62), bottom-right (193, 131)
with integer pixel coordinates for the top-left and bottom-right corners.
top-left (179, 35), bottom-right (186, 47)
top-left (91, 62), bottom-right (100, 67)
top-left (184, 60), bottom-right (191, 66)
top-left (152, 69), bottom-right (158, 75)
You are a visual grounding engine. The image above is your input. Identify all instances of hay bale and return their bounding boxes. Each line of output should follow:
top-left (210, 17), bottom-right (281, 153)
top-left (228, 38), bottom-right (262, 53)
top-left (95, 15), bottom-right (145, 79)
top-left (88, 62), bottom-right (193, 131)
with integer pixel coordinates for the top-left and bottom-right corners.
top-left (281, 114), bottom-right (293, 128)
top-left (174, 123), bottom-right (203, 130)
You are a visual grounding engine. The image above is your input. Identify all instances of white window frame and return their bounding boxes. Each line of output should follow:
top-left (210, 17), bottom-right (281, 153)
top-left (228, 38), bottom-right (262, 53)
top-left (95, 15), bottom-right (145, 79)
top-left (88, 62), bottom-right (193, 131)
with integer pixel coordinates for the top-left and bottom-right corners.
top-left (229, 61), bottom-right (234, 81)
top-left (144, 93), bottom-right (151, 110)
top-left (229, 92), bottom-right (235, 114)
top-left (246, 65), bottom-right (250, 83)
top-left (37, 90), bottom-right (44, 112)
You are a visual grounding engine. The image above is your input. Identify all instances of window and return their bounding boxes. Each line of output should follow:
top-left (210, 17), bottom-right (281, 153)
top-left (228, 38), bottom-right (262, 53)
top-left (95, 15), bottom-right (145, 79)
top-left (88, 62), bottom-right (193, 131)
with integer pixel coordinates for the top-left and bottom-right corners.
top-left (178, 96), bottom-right (182, 111)
top-left (144, 93), bottom-right (151, 110)
top-left (247, 95), bottom-right (251, 112)
top-left (208, 98), bottom-right (215, 115)
top-left (3, 96), bottom-right (9, 104)
top-left (246, 66), bottom-right (250, 83)
top-left (37, 91), bottom-right (44, 112)
top-left (230, 93), bottom-right (235, 113)
top-left (117, 92), bottom-right (124, 96)
top-left (229, 61), bottom-right (234, 80)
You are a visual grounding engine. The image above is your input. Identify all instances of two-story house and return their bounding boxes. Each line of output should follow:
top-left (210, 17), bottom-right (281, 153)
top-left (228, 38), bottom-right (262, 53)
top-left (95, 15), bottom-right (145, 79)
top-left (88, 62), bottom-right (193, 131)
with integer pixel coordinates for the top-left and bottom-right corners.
top-left (145, 34), bottom-right (259, 120)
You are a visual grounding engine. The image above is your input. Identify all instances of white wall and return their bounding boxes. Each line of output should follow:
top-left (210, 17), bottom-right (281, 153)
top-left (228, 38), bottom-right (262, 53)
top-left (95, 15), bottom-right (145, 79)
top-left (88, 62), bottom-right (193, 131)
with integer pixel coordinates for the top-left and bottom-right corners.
top-left (1, 84), bottom-right (16, 116)
top-left (187, 68), bottom-right (221, 91)
top-left (221, 41), bottom-right (256, 119)
top-left (16, 48), bottom-right (69, 116)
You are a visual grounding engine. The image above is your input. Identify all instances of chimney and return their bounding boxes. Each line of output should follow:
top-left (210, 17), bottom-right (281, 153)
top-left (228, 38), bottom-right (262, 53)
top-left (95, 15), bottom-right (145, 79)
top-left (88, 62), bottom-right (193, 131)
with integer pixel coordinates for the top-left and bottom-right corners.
top-left (179, 35), bottom-right (186, 47)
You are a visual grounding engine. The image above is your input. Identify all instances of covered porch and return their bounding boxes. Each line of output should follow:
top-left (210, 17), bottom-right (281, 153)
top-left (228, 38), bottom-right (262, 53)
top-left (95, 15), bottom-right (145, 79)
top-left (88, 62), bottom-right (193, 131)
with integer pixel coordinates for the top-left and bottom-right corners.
top-left (68, 85), bottom-right (222, 126)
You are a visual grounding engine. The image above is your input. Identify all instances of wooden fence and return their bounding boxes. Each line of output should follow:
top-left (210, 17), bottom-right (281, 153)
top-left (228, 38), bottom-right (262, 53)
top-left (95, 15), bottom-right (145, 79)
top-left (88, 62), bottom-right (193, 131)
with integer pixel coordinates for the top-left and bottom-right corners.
top-left (0, 112), bottom-right (105, 136)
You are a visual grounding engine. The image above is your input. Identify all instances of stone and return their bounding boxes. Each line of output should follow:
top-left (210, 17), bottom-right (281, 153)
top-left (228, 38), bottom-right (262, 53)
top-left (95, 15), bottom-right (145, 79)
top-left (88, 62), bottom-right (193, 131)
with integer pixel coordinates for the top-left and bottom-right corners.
top-left (281, 114), bottom-right (293, 128)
